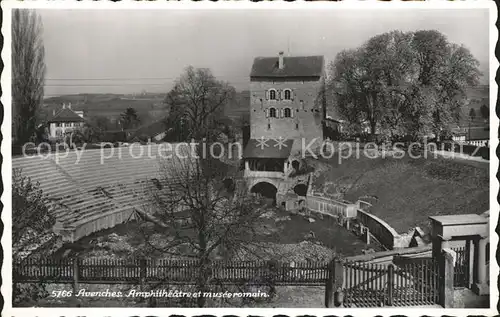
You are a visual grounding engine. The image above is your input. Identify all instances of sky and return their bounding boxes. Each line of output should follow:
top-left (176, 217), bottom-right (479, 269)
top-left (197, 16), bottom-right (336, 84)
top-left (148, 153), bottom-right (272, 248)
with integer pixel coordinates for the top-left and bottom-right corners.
top-left (39, 9), bottom-right (490, 97)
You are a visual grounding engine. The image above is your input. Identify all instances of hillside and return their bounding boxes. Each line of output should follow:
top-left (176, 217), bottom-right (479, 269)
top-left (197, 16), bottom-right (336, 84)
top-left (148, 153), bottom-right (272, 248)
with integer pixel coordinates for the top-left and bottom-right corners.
top-left (311, 153), bottom-right (489, 233)
top-left (459, 85), bottom-right (489, 127)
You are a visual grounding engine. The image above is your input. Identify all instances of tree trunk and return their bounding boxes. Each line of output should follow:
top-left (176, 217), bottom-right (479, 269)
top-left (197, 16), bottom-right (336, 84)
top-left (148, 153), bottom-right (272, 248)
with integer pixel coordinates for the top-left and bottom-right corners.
top-left (370, 121), bottom-right (377, 137)
top-left (197, 231), bottom-right (209, 308)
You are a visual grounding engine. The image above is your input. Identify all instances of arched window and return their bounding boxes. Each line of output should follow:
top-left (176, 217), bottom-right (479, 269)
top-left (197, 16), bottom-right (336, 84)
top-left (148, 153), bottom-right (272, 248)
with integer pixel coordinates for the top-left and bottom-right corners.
top-left (284, 89), bottom-right (292, 100)
top-left (269, 89), bottom-right (277, 100)
top-left (269, 108), bottom-right (277, 118)
top-left (284, 108), bottom-right (292, 118)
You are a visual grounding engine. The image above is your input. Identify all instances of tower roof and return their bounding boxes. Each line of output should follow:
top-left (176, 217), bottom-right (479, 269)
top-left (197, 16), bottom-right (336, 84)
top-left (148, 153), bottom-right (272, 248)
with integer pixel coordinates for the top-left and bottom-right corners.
top-left (250, 55), bottom-right (324, 79)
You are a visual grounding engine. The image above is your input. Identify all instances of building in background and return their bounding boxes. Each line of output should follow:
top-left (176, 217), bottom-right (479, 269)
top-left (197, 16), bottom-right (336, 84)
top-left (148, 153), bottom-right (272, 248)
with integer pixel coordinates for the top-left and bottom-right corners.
top-left (246, 52), bottom-right (326, 154)
top-left (47, 103), bottom-right (85, 139)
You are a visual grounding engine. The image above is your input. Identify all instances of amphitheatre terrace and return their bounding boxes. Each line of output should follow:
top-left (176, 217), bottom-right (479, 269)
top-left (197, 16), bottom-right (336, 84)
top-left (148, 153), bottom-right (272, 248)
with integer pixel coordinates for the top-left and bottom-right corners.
top-left (13, 144), bottom-right (197, 243)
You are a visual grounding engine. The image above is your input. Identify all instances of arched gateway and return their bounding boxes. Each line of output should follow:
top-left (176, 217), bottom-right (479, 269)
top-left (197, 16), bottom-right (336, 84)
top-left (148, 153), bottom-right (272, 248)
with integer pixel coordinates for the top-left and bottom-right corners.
top-left (250, 181), bottom-right (278, 205)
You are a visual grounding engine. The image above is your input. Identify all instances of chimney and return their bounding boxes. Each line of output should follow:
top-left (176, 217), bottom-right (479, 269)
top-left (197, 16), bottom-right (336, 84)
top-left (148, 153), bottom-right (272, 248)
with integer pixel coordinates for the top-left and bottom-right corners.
top-left (53, 109), bottom-right (55, 116)
top-left (278, 51), bottom-right (284, 69)
top-left (68, 102), bottom-right (72, 110)
top-left (62, 103), bottom-right (65, 109)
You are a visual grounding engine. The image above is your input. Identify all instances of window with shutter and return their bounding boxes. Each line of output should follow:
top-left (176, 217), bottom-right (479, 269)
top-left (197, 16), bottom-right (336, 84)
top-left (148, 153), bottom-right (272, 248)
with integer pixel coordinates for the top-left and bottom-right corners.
top-left (269, 89), bottom-right (277, 100)
top-left (280, 109), bottom-right (284, 118)
top-left (269, 108), bottom-right (277, 118)
top-left (284, 89), bottom-right (292, 100)
top-left (265, 90), bottom-right (269, 100)
top-left (284, 108), bottom-right (292, 118)
top-left (266, 109), bottom-right (269, 117)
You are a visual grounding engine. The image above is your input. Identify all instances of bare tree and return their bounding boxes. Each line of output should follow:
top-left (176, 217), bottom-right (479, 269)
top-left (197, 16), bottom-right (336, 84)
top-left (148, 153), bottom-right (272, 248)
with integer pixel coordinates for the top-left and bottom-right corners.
top-left (12, 9), bottom-right (46, 146)
top-left (165, 66), bottom-right (236, 142)
top-left (140, 149), bottom-right (275, 307)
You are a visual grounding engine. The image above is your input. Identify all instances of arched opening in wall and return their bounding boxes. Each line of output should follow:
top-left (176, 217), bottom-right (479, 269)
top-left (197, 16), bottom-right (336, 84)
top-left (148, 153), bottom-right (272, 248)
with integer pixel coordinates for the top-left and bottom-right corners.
top-left (223, 178), bottom-right (235, 193)
top-left (291, 160), bottom-right (300, 171)
top-left (293, 184), bottom-right (308, 197)
top-left (250, 182), bottom-right (277, 205)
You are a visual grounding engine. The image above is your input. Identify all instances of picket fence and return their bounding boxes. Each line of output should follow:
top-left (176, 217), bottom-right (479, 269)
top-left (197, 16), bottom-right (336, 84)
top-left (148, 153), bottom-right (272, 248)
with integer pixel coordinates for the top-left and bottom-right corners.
top-left (15, 257), bottom-right (446, 307)
top-left (14, 258), bottom-right (328, 286)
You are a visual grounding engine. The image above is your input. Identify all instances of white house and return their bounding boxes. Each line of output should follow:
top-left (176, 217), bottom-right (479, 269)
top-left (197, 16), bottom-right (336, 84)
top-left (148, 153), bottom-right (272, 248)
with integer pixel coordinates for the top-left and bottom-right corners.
top-left (47, 103), bottom-right (85, 139)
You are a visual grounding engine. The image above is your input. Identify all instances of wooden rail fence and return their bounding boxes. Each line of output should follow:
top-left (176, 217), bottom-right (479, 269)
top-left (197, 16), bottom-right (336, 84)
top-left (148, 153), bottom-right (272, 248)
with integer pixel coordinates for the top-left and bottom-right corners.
top-left (13, 258), bottom-right (328, 286)
top-left (15, 254), bottom-right (454, 307)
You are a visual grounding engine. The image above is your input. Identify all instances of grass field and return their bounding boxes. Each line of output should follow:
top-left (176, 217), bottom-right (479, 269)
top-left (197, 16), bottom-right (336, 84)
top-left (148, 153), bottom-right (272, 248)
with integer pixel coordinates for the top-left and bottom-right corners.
top-left (313, 153), bottom-right (489, 233)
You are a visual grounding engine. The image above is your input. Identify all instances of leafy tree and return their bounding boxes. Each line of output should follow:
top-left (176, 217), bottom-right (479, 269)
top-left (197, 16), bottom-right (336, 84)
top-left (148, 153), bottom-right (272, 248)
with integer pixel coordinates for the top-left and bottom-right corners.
top-left (328, 29), bottom-right (481, 140)
top-left (12, 169), bottom-right (58, 306)
top-left (12, 9), bottom-right (46, 146)
top-left (164, 66), bottom-right (236, 142)
top-left (480, 104), bottom-right (489, 121)
top-left (12, 169), bottom-right (55, 258)
top-left (120, 107), bottom-right (141, 130)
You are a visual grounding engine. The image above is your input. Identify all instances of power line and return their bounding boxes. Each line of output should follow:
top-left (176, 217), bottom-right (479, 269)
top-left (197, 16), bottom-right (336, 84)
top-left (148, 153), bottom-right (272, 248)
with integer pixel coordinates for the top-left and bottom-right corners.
top-left (44, 75), bottom-right (252, 81)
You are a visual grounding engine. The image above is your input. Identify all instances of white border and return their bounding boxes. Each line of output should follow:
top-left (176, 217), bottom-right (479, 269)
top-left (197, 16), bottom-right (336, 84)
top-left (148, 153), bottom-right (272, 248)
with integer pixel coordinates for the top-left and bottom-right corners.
top-left (2, 1), bottom-right (498, 316)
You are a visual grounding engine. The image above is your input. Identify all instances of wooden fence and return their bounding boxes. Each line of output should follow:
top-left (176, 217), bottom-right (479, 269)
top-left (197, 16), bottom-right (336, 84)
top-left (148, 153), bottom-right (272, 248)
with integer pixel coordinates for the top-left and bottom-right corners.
top-left (13, 258), bottom-right (328, 287)
top-left (324, 258), bottom-right (442, 308)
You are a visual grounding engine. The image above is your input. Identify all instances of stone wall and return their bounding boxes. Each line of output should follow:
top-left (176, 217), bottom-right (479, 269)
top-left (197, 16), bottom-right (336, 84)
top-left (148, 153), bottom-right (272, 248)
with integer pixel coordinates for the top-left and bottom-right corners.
top-left (249, 79), bottom-right (324, 152)
top-left (306, 195), bottom-right (358, 219)
top-left (356, 209), bottom-right (405, 250)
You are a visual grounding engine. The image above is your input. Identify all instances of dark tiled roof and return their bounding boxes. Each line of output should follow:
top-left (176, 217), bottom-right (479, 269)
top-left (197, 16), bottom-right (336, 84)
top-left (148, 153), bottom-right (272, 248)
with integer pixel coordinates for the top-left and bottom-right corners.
top-left (243, 138), bottom-right (294, 158)
top-left (250, 55), bottom-right (324, 79)
top-left (47, 108), bottom-right (85, 123)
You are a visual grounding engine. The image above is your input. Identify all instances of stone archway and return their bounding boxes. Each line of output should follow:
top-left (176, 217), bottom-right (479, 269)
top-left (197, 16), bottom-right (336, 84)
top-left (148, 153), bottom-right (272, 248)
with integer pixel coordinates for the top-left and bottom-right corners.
top-left (250, 181), bottom-right (278, 205)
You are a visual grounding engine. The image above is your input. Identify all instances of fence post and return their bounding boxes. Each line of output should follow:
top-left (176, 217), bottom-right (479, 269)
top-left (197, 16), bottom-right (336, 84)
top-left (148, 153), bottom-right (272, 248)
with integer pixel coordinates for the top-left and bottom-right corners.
top-left (267, 260), bottom-right (277, 298)
top-left (439, 249), bottom-right (455, 308)
top-left (365, 228), bottom-right (370, 245)
top-left (140, 258), bottom-right (147, 292)
top-left (325, 258), bottom-right (343, 307)
top-left (325, 260), bottom-right (334, 307)
top-left (387, 264), bottom-right (394, 306)
top-left (73, 257), bottom-right (80, 294)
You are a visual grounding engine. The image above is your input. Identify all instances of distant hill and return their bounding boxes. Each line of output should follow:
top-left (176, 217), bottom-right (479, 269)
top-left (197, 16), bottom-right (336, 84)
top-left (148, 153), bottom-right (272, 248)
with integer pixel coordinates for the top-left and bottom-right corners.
top-left (42, 93), bottom-right (167, 125)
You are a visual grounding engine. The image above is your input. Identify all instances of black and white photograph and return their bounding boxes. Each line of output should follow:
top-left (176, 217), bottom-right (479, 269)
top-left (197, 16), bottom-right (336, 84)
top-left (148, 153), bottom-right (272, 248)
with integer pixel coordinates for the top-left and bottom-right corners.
top-left (4, 1), bottom-right (498, 314)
